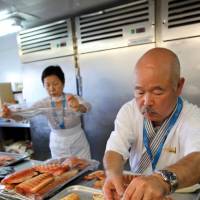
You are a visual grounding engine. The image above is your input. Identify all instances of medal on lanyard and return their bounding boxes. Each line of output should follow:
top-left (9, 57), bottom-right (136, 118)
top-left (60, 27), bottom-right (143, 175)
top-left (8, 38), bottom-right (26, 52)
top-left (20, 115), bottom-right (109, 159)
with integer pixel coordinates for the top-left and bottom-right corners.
top-left (143, 97), bottom-right (183, 170)
top-left (51, 95), bottom-right (66, 129)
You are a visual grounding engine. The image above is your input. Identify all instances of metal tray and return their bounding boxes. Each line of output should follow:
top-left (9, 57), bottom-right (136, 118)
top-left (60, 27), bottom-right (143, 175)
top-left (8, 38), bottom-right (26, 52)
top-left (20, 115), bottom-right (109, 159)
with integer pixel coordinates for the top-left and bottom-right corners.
top-left (50, 185), bottom-right (103, 200)
top-left (42, 159), bottom-right (99, 199)
top-left (0, 152), bottom-right (29, 167)
top-left (0, 189), bottom-right (30, 200)
top-left (0, 159), bottom-right (99, 200)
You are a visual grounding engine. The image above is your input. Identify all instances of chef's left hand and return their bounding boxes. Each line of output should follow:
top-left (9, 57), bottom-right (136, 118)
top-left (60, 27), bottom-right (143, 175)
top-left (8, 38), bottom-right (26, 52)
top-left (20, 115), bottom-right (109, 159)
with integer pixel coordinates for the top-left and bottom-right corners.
top-left (122, 175), bottom-right (172, 200)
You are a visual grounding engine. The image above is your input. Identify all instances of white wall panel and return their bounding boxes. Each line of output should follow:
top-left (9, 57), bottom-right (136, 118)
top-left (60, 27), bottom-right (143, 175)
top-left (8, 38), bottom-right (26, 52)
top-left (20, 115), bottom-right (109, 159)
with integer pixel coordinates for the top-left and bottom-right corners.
top-left (0, 33), bottom-right (23, 90)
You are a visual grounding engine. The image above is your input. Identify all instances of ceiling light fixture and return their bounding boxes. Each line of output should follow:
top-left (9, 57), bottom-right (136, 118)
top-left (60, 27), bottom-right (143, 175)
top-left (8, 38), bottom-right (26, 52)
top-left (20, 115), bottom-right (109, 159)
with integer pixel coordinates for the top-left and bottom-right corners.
top-left (0, 10), bottom-right (24, 37)
top-left (0, 9), bottom-right (10, 20)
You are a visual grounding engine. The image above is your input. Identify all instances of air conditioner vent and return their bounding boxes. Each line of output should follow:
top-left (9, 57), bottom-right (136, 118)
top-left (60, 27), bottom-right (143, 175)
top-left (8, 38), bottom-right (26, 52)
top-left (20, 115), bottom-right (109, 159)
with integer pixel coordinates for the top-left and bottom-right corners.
top-left (168, 0), bottom-right (200, 28)
top-left (161, 0), bottom-right (200, 41)
top-left (17, 19), bottom-right (73, 63)
top-left (76, 0), bottom-right (155, 53)
top-left (82, 33), bottom-right (123, 44)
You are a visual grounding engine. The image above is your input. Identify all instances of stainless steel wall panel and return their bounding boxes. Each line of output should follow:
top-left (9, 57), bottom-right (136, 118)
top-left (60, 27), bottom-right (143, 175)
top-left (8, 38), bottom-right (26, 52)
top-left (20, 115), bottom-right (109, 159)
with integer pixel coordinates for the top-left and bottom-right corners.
top-left (80, 44), bottom-right (155, 164)
top-left (160, 37), bottom-right (200, 106)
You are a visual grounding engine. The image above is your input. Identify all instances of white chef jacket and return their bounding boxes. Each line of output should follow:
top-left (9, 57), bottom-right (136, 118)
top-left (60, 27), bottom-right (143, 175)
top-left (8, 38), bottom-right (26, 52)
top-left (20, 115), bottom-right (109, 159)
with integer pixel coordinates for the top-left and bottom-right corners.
top-left (12, 93), bottom-right (91, 159)
top-left (106, 98), bottom-right (200, 174)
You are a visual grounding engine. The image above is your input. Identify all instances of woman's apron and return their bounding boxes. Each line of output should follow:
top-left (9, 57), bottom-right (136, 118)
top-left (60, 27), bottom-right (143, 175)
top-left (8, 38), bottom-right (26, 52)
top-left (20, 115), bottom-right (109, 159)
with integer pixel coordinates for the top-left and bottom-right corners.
top-left (49, 124), bottom-right (91, 159)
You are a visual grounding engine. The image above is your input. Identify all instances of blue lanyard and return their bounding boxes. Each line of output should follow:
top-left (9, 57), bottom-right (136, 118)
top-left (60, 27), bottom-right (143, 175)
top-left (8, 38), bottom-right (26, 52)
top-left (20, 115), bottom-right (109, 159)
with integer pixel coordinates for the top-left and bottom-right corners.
top-left (51, 95), bottom-right (66, 129)
top-left (143, 97), bottom-right (183, 170)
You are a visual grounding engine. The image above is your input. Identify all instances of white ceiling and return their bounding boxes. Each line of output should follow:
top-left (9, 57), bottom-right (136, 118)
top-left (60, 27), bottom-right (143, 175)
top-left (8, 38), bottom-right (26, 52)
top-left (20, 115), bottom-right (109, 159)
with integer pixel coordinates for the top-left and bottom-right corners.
top-left (0, 0), bottom-right (126, 28)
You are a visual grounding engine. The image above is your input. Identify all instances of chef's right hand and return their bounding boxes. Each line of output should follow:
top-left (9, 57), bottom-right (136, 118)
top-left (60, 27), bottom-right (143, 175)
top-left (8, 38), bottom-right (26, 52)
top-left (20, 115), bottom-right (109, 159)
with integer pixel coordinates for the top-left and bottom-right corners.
top-left (103, 175), bottom-right (125, 200)
top-left (0, 104), bottom-right (11, 118)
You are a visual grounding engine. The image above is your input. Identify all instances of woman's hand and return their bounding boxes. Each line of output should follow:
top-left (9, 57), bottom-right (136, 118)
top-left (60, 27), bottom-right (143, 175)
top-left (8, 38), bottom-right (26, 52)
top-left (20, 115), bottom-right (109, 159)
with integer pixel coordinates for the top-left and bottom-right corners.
top-left (0, 104), bottom-right (12, 118)
top-left (67, 95), bottom-right (87, 113)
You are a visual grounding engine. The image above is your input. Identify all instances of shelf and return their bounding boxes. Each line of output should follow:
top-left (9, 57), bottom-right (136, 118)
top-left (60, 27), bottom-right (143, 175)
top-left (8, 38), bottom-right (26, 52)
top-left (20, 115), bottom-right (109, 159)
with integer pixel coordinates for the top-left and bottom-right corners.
top-left (0, 119), bottom-right (30, 128)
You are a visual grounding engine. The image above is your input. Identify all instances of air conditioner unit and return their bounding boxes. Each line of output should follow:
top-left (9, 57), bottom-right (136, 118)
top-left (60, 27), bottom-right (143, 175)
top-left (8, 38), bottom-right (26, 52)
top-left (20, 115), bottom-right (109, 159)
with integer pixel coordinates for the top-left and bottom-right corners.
top-left (161, 0), bottom-right (200, 41)
top-left (17, 19), bottom-right (73, 63)
top-left (75, 0), bottom-right (155, 53)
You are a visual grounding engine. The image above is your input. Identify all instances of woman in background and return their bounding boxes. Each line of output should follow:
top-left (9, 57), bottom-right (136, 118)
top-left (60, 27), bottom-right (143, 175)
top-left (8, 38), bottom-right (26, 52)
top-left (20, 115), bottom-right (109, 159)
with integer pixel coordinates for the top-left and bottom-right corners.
top-left (2, 65), bottom-right (91, 159)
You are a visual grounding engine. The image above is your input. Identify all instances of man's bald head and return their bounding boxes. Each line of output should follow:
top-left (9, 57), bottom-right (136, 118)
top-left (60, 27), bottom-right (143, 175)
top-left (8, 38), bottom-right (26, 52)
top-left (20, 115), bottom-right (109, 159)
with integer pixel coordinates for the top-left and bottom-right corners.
top-left (135, 47), bottom-right (180, 88)
top-left (133, 47), bottom-right (184, 124)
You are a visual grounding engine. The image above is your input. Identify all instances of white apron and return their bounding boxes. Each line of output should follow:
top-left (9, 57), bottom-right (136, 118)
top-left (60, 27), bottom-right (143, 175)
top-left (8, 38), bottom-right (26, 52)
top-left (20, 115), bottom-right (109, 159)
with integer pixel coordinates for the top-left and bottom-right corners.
top-left (49, 124), bottom-right (91, 159)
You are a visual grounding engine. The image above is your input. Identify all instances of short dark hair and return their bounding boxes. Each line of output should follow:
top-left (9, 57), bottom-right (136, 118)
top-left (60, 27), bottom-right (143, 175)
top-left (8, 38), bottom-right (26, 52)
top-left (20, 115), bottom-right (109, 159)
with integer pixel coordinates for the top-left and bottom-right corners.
top-left (41, 65), bottom-right (65, 85)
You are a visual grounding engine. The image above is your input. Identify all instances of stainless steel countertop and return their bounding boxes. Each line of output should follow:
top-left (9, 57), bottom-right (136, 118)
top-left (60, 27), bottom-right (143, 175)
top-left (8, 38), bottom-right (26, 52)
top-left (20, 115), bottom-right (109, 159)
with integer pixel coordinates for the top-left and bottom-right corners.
top-left (171, 192), bottom-right (199, 200)
top-left (0, 119), bottom-right (30, 128)
top-left (11, 160), bottom-right (200, 200)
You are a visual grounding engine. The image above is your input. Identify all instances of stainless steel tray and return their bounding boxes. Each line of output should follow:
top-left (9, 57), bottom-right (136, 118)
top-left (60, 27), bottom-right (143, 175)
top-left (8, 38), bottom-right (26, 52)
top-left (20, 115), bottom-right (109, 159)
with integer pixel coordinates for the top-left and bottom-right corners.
top-left (0, 152), bottom-right (29, 167)
top-left (42, 159), bottom-right (99, 199)
top-left (0, 159), bottom-right (99, 200)
top-left (0, 188), bottom-right (30, 200)
top-left (50, 185), bottom-right (103, 200)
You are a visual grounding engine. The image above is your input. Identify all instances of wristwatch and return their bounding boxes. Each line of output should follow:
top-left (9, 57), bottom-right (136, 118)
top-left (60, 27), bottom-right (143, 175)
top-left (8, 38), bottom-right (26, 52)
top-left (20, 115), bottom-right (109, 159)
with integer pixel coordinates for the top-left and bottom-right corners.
top-left (154, 169), bottom-right (178, 193)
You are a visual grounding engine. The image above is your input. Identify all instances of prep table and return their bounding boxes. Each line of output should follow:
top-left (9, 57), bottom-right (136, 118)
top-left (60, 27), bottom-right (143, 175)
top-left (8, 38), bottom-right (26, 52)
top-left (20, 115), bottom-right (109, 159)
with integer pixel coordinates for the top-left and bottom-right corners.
top-left (3, 159), bottom-right (200, 200)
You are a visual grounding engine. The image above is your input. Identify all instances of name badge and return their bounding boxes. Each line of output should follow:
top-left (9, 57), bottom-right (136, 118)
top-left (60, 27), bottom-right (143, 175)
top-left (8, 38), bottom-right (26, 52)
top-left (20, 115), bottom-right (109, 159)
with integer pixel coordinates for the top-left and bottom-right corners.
top-left (164, 146), bottom-right (176, 154)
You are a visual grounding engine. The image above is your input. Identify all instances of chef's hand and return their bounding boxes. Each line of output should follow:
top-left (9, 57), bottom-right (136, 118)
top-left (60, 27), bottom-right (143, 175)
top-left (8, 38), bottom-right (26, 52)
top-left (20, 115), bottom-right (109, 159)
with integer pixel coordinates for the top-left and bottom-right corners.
top-left (103, 175), bottom-right (125, 200)
top-left (67, 95), bottom-right (86, 113)
top-left (122, 175), bottom-right (171, 200)
top-left (0, 104), bottom-right (11, 118)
